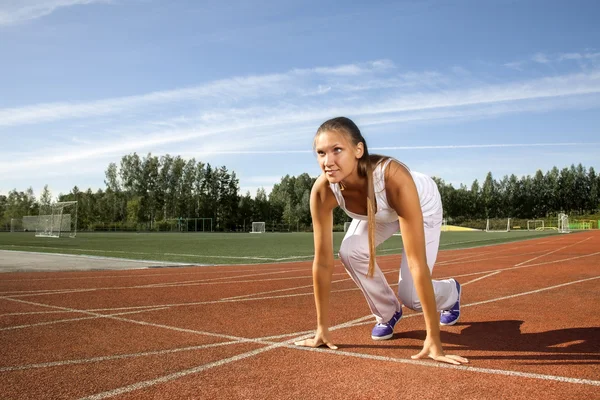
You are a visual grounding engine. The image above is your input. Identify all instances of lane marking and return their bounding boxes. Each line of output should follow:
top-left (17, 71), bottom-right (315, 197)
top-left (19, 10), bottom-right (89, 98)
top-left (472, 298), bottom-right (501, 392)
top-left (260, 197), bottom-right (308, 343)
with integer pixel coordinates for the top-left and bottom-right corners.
top-left (514, 237), bottom-right (593, 266)
top-left (2, 276), bottom-right (598, 399)
top-left (461, 271), bottom-right (502, 286)
top-left (0, 307), bottom-right (171, 332)
top-left (0, 341), bottom-right (240, 372)
top-left (4, 251), bottom-right (598, 319)
top-left (0, 264), bottom-right (311, 283)
top-left (349, 275), bottom-right (600, 328)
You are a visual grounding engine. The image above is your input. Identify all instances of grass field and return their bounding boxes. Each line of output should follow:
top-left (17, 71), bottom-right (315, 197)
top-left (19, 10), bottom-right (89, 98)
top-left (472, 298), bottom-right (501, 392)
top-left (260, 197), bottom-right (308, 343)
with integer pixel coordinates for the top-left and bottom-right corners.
top-left (0, 230), bottom-right (560, 265)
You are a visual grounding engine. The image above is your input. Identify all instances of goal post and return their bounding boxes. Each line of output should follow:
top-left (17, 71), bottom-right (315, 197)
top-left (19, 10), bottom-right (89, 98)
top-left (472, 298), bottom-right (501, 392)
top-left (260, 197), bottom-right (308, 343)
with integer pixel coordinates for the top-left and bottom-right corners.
top-left (558, 213), bottom-right (570, 234)
top-left (35, 201), bottom-right (78, 238)
top-left (251, 222), bottom-right (266, 233)
top-left (527, 220), bottom-right (544, 231)
top-left (486, 218), bottom-right (511, 232)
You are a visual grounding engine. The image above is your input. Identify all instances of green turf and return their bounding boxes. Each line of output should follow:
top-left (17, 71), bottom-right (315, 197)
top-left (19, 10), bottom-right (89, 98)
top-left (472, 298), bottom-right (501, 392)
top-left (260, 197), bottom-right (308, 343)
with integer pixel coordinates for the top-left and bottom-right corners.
top-left (0, 230), bottom-right (561, 265)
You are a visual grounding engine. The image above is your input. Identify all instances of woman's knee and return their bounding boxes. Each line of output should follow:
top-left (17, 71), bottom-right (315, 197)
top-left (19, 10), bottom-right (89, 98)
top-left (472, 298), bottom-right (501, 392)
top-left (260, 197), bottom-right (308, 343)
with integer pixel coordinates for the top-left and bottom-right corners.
top-left (339, 235), bottom-right (369, 266)
top-left (397, 281), bottom-right (421, 310)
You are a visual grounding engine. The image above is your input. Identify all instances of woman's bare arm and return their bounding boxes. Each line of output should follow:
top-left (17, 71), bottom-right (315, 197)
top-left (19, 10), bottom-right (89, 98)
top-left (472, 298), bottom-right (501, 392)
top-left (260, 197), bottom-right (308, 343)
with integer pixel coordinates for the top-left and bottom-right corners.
top-left (386, 161), bottom-right (468, 364)
top-left (295, 174), bottom-right (338, 349)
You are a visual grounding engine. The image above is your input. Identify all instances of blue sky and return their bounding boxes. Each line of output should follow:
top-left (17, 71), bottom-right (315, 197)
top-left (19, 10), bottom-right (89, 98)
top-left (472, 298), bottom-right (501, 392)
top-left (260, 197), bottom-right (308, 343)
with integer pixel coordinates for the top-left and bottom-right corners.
top-left (1, 0), bottom-right (599, 200)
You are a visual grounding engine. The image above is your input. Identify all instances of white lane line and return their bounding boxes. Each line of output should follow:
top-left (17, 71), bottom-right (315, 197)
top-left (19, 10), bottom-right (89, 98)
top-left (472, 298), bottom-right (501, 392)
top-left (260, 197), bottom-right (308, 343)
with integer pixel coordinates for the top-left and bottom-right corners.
top-left (79, 341), bottom-right (600, 400)
top-left (78, 344), bottom-right (282, 400)
top-left (0, 307), bottom-right (171, 331)
top-left (0, 341), bottom-right (240, 372)
top-left (3, 270), bottom-right (321, 299)
top-left (436, 250), bottom-right (553, 266)
top-left (0, 265), bottom-right (311, 283)
top-left (220, 268), bottom-right (400, 301)
top-left (512, 252), bottom-right (600, 268)
top-left (514, 237), bottom-right (593, 266)
top-left (351, 275), bottom-right (600, 328)
top-left (6, 251), bottom-right (598, 320)
top-left (280, 345), bottom-right (600, 386)
top-left (2, 276), bottom-right (598, 399)
top-left (461, 271), bottom-right (502, 286)
top-left (79, 273), bottom-right (600, 399)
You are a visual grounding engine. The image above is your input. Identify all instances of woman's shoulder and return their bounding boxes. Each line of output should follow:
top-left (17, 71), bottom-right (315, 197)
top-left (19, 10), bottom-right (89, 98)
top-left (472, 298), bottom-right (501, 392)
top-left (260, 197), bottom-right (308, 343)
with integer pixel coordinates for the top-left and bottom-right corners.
top-left (311, 173), bottom-right (337, 208)
top-left (382, 158), bottom-right (413, 187)
top-left (311, 173), bottom-right (331, 195)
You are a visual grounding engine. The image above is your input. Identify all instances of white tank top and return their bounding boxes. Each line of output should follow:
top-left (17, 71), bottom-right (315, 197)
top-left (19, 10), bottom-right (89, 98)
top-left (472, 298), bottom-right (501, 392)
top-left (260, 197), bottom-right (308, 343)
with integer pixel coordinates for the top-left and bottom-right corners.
top-left (329, 159), bottom-right (442, 223)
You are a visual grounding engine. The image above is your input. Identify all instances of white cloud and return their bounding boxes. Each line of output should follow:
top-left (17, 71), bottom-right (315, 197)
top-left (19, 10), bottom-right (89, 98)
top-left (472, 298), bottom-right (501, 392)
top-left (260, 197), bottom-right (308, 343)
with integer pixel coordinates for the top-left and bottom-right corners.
top-left (532, 52), bottom-right (550, 64)
top-left (557, 52), bottom-right (600, 61)
top-left (2, 59), bottom-right (600, 181)
top-left (503, 61), bottom-right (525, 71)
top-left (0, 0), bottom-right (112, 26)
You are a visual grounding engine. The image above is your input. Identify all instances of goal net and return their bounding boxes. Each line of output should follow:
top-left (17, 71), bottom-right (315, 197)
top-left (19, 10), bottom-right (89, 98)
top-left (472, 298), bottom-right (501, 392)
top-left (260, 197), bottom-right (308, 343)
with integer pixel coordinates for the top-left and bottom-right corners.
top-left (526, 220), bottom-right (544, 231)
top-left (251, 222), bottom-right (266, 233)
top-left (35, 201), bottom-right (78, 238)
top-left (558, 213), bottom-right (570, 234)
top-left (486, 218), bottom-right (511, 232)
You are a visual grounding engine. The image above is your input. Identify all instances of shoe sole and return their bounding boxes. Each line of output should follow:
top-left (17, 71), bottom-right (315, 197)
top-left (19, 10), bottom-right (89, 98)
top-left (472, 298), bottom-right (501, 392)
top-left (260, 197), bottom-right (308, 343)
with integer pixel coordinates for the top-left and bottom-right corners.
top-left (371, 333), bottom-right (394, 340)
top-left (440, 279), bottom-right (461, 326)
top-left (371, 311), bottom-right (403, 340)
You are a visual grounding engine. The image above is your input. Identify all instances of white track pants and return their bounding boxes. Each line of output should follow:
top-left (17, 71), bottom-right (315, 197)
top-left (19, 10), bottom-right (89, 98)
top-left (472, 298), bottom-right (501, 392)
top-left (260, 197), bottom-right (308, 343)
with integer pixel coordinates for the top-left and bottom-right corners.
top-left (339, 210), bottom-right (458, 324)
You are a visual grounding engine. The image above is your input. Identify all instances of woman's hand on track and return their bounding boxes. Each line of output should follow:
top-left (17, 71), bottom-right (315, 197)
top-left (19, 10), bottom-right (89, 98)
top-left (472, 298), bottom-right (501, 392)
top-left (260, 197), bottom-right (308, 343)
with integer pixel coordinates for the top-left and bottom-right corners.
top-left (294, 327), bottom-right (338, 350)
top-left (412, 334), bottom-right (468, 365)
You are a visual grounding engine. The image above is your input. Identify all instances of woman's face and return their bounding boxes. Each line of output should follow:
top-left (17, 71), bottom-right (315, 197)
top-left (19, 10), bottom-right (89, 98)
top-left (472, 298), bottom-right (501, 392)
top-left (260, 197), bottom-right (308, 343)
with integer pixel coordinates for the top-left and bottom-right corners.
top-left (314, 130), bottom-right (363, 184)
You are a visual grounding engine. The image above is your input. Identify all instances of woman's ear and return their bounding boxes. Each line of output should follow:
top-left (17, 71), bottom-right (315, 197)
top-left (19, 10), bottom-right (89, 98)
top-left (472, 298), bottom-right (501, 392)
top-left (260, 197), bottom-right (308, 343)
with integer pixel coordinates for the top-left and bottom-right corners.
top-left (355, 142), bottom-right (365, 159)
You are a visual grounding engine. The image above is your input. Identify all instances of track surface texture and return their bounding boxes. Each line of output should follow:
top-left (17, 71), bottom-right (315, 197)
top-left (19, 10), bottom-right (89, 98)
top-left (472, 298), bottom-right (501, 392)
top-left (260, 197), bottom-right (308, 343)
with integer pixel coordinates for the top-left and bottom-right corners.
top-left (1, 232), bottom-right (599, 399)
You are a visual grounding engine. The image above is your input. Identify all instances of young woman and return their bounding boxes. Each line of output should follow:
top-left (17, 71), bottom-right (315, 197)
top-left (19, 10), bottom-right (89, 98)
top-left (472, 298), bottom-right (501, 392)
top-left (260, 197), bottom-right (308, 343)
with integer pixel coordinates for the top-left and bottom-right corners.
top-left (295, 117), bottom-right (468, 365)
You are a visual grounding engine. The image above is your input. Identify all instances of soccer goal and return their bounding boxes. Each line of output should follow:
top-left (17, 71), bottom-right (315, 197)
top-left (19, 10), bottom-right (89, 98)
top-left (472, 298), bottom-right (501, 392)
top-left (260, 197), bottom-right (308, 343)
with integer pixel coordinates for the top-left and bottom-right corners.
top-left (35, 201), bottom-right (78, 238)
top-left (486, 218), bottom-right (511, 232)
top-left (251, 222), bottom-right (266, 233)
top-left (558, 213), bottom-right (570, 234)
top-left (527, 220), bottom-right (544, 231)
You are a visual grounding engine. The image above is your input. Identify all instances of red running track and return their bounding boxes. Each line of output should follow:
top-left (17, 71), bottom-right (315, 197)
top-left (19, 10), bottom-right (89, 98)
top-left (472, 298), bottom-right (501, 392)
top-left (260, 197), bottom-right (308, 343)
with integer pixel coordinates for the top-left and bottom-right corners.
top-left (1, 232), bottom-right (599, 399)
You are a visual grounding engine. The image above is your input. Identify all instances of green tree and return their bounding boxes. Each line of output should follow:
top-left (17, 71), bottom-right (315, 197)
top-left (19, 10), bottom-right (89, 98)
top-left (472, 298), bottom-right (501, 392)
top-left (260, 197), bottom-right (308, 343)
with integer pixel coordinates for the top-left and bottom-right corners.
top-left (238, 191), bottom-right (254, 232)
top-left (39, 184), bottom-right (53, 215)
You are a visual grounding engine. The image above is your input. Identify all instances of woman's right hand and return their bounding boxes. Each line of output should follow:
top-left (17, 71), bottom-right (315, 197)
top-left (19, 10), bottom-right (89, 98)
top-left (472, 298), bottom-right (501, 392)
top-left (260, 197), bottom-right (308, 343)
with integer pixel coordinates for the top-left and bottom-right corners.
top-left (294, 327), bottom-right (338, 350)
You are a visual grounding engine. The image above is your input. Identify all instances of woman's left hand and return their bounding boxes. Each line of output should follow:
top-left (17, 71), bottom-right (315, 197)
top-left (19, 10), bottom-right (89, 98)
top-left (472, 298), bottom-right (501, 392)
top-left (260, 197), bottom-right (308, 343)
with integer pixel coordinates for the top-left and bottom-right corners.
top-left (412, 334), bottom-right (468, 365)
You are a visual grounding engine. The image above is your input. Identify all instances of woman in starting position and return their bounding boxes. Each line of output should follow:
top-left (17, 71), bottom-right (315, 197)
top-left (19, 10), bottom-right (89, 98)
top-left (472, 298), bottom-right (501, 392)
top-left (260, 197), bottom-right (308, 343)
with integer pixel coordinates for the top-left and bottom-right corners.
top-left (295, 117), bottom-right (468, 365)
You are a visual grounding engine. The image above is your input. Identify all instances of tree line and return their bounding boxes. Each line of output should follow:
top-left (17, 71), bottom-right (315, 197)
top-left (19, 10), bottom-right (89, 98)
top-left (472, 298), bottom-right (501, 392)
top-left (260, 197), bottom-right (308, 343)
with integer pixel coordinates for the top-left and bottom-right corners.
top-left (1, 153), bottom-right (598, 232)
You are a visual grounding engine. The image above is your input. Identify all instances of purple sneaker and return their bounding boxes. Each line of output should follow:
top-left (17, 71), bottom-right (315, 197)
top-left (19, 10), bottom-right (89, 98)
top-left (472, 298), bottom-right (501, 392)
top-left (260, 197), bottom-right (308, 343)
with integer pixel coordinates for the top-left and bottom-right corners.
top-left (440, 279), bottom-right (461, 326)
top-left (371, 309), bottom-right (403, 340)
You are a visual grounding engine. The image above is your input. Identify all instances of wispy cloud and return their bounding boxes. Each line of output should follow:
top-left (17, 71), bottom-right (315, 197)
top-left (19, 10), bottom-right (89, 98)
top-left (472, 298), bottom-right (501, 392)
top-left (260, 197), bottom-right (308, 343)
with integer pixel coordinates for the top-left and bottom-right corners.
top-left (1, 62), bottom-right (599, 129)
top-left (532, 52), bottom-right (551, 64)
top-left (504, 51), bottom-right (600, 70)
top-left (0, 0), bottom-right (112, 26)
top-left (0, 60), bottom-right (395, 127)
top-left (1, 59), bottom-right (599, 178)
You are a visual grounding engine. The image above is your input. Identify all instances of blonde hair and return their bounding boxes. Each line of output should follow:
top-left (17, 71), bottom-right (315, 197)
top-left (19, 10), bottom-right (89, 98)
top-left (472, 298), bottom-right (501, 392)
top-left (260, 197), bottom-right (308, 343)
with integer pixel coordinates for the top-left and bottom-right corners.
top-left (315, 117), bottom-right (387, 278)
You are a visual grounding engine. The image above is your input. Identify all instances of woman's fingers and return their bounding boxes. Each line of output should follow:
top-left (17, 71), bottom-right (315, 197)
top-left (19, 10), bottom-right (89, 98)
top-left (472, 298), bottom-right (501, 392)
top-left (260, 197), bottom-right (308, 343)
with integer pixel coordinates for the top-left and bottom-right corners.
top-left (433, 355), bottom-right (461, 365)
top-left (431, 354), bottom-right (469, 365)
top-left (412, 349), bottom-right (469, 365)
top-left (324, 342), bottom-right (338, 350)
top-left (294, 338), bottom-right (337, 350)
top-left (445, 354), bottom-right (469, 363)
top-left (411, 348), bottom-right (428, 360)
top-left (294, 339), bottom-right (315, 347)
